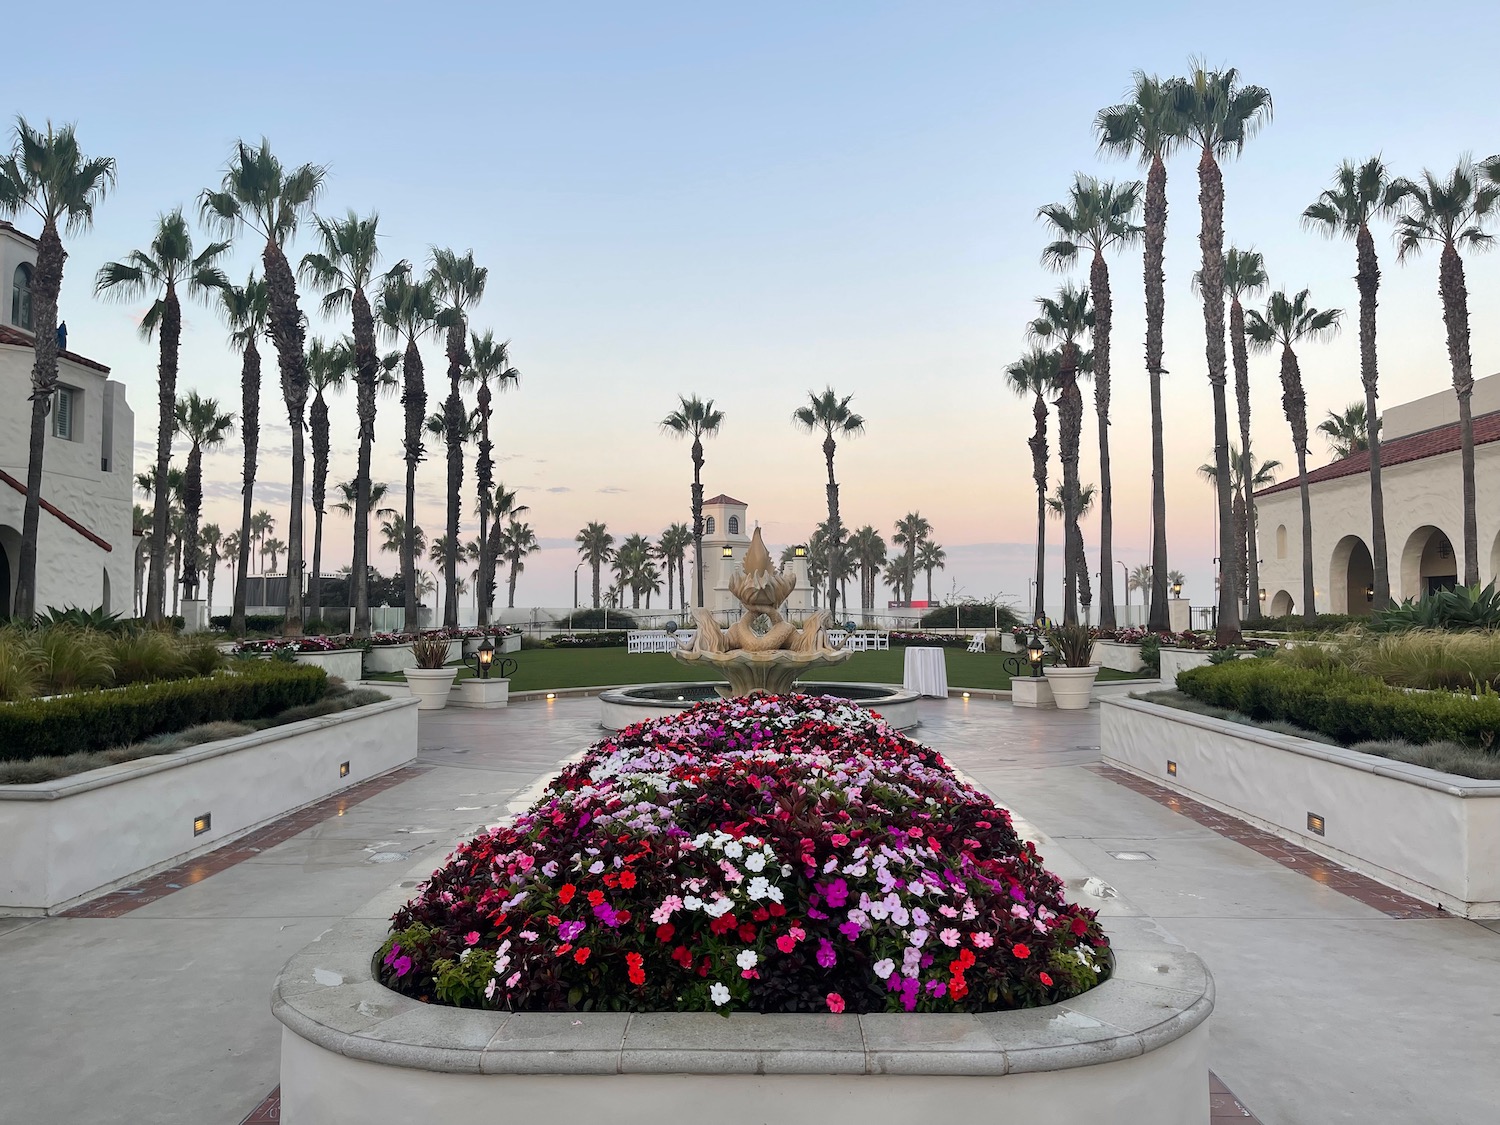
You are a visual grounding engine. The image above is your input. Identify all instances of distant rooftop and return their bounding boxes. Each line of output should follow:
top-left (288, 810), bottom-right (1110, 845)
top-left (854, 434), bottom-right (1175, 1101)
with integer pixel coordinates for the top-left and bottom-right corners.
top-left (0, 324), bottom-right (111, 374)
top-left (703, 493), bottom-right (746, 506)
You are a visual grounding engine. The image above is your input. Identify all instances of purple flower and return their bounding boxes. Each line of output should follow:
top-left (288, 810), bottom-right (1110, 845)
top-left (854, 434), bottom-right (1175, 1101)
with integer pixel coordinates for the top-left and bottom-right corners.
top-left (558, 920), bottom-right (586, 942)
top-left (392, 955), bottom-right (412, 978)
top-left (825, 878), bottom-right (849, 908)
top-left (815, 938), bottom-right (837, 968)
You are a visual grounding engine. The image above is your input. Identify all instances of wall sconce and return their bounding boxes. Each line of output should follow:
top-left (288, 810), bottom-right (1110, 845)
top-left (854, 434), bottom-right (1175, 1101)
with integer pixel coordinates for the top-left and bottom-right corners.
top-left (193, 813), bottom-right (212, 837)
top-left (1365, 584), bottom-right (1375, 603)
top-left (1259, 588), bottom-right (1267, 602)
top-left (1306, 812), bottom-right (1326, 836)
top-left (722, 546), bottom-right (733, 558)
top-left (1166, 760), bottom-right (1178, 777)
top-left (339, 761), bottom-right (350, 778)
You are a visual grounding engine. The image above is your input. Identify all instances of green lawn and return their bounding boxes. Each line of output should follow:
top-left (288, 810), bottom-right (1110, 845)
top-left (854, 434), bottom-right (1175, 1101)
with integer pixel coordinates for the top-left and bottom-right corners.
top-left (368, 646), bottom-right (1146, 694)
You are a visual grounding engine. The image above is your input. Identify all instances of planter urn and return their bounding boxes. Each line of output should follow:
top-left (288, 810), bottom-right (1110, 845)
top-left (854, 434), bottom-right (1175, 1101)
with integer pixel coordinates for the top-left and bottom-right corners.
top-left (1042, 665), bottom-right (1100, 710)
top-left (403, 667), bottom-right (459, 710)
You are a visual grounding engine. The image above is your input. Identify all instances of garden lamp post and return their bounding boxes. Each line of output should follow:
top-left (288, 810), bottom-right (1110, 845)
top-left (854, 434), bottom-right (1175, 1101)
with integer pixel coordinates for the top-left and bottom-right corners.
top-left (466, 637), bottom-right (495, 680)
top-left (1171, 579), bottom-right (1183, 600)
top-left (1025, 628), bottom-right (1045, 677)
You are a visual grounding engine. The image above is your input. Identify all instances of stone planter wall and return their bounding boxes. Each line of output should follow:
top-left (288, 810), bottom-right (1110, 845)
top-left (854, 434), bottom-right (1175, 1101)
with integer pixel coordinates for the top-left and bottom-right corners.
top-left (1093, 641), bottom-right (1145, 674)
top-left (1101, 697), bottom-right (1500, 917)
top-left (0, 697), bottom-right (419, 914)
top-left (290, 649), bottom-right (364, 682)
top-left (363, 640), bottom-right (463, 674)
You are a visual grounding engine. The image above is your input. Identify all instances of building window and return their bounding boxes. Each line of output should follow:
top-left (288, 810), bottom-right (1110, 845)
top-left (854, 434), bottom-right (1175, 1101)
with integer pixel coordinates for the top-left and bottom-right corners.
top-left (704, 516), bottom-right (715, 535)
top-left (1275, 525), bottom-right (1287, 559)
top-left (12, 263), bottom-right (33, 330)
top-left (728, 516), bottom-right (740, 535)
top-left (52, 386), bottom-right (76, 440)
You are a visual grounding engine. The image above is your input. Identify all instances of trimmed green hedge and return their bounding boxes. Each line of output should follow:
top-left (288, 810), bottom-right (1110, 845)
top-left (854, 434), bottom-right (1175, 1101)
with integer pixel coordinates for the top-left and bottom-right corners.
top-left (0, 663), bottom-right (329, 764)
top-left (1177, 660), bottom-right (1500, 750)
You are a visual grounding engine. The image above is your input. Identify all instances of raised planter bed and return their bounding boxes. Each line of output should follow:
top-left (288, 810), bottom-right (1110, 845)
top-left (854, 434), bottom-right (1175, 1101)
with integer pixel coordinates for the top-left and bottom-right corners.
top-left (363, 640), bottom-right (463, 675)
top-left (1155, 648), bottom-right (1256, 687)
top-left (0, 697), bottom-right (419, 914)
top-left (1101, 696), bottom-right (1500, 917)
top-left (290, 649), bottom-right (364, 682)
top-left (1093, 641), bottom-right (1145, 674)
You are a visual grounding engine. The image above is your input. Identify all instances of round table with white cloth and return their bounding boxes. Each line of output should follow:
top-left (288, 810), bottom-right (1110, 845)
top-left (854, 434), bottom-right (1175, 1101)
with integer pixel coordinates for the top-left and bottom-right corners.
top-left (902, 646), bottom-right (948, 697)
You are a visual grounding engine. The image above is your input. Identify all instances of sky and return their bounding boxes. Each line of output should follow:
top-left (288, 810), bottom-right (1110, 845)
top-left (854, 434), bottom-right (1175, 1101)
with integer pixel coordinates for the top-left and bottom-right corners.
top-left (8, 0), bottom-right (1500, 614)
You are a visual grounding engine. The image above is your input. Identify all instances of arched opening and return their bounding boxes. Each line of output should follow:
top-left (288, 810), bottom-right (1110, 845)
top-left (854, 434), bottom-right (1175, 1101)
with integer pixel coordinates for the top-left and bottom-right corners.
top-left (1399, 525), bottom-right (1459, 601)
top-left (0, 524), bottom-right (19, 617)
top-left (12, 263), bottom-right (33, 330)
top-left (1269, 589), bottom-right (1294, 617)
top-left (102, 569), bottom-right (111, 615)
top-left (1329, 535), bottom-right (1374, 616)
top-left (704, 516), bottom-right (715, 535)
top-left (1490, 529), bottom-right (1500, 584)
top-left (728, 516), bottom-right (740, 536)
top-left (1275, 524), bottom-right (1288, 559)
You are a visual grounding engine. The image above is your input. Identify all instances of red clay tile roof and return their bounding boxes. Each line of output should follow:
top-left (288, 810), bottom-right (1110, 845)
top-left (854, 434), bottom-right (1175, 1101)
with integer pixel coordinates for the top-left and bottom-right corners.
top-left (0, 324), bottom-right (111, 374)
top-left (703, 493), bottom-right (747, 506)
top-left (0, 468), bottom-right (113, 551)
top-left (1256, 409), bottom-right (1500, 497)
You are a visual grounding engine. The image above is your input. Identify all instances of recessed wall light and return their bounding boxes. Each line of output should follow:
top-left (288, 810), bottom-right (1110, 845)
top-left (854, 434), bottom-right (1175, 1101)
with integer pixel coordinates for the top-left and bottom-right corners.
top-left (193, 813), bottom-right (211, 837)
top-left (1307, 812), bottom-right (1326, 836)
top-left (1166, 760), bottom-right (1178, 776)
top-left (339, 761), bottom-right (350, 778)
top-left (546, 692), bottom-right (556, 700)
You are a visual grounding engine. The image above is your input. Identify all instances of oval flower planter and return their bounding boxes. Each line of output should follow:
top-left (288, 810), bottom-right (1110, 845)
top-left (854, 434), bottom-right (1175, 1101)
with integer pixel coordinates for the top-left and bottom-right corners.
top-left (402, 667), bottom-right (458, 709)
top-left (1042, 665), bottom-right (1099, 710)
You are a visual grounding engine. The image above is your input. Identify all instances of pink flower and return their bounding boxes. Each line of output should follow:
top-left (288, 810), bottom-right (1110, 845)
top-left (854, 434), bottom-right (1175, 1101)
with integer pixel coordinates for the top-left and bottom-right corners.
top-left (776, 934), bottom-right (796, 954)
top-left (826, 992), bottom-right (846, 1013)
top-left (939, 928), bottom-right (960, 947)
top-left (464, 931), bottom-right (480, 946)
top-left (971, 933), bottom-right (994, 948)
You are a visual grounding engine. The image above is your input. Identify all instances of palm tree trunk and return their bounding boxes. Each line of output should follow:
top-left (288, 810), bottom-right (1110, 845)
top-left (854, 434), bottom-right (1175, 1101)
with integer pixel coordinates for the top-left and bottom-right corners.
top-left (146, 284), bottom-right (181, 624)
top-left (310, 390), bottom-right (329, 624)
top-left (233, 339), bottom-right (260, 635)
top-left (1196, 148), bottom-right (1241, 644)
top-left (1356, 223), bottom-right (1390, 608)
top-left (182, 443), bottom-right (203, 603)
top-left (261, 240), bottom-right (309, 636)
top-left (351, 289), bottom-right (377, 638)
top-left (508, 557), bottom-right (519, 609)
top-left (1029, 391), bottom-right (1048, 622)
top-left (592, 558), bottom-right (602, 609)
top-left (1279, 344), bottom-right (1317, 624)
top-left (1144, 154), bottom-right (1171, 632)
top-left (206, 553), bottom-right (216, 614)
top-left (1057, 345), bottom-right (1083, 626)
top-left (1091, 250), bottom-right (1116, 629)
top-left (443, 320), bottom-right (468, 628)
top-left (401, 339), bottom-right (425, 631)
top-left (1297, 448), bottom-right (1315, 623)
top-left (172, 531), bottom-right (182, 617)
top-left (1230, 297), bottom-right (1261, 621)
top-left (1438, 243), bottom-right (1480, 585)
top-left (475, 382), bottom-right (493, 626)
top-left (691, 439), bottom-right (705, 608)
top-left (823, 436), bottom-right (841, 618)
top-left (677, 555), bottom-right (686, 613)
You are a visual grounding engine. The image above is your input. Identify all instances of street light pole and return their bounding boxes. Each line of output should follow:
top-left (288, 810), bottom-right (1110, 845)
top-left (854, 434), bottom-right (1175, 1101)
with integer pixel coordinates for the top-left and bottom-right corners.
top-left (1118, 559), bottom-right (1130, 619)
top-left (573, 563), bottom-right (582, 610)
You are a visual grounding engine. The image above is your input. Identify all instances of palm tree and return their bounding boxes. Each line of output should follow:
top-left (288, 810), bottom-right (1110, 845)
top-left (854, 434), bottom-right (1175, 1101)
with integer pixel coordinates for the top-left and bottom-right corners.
top-left (661, 395), bottom-right (725, 610)
top-left (1317, 403), bottom-right (1371, 460)
top-left (299, 210), bottom-right (386, 636)
top-left (305, 337), bottom-right (348, 622)
top-left (132, 505), bottom-right (152, 616)
top-left (380, 514), bottom-right (424, 563)
top-left (501, 521), bottom-right (540, 608)
top-left (1046, 481), bottom-right (1097, 619)
top-left (880, 557), bottom-right (905, 606)
top-left (1173, 61), bottom-right (1273, 644)
top-left (1390, 158), bottom-right (1497, 586)
top-left (1245, 290), bottom-right (1342, 626)
top-left (209, 526), bottom-right (230, 611)
top-left (0, 120), bottom-right (116, 621)
top-left (1038, 174), bottom-right (1143, 629)
top-left (216, 274), bottom-right (269, 633)
top-left (1198, 445), bottom-right (1282, 607)
top-left (1128, 564), bottom-right (1154, 618)
top-left (201, 138), bottom-right (326, 634)
top-left (892, 512), bottom-right (931, 607)
top-left (851, 525), bottom-right (888, 615)
top-left (250, 510), bottom-right (275, 575)
top-left (1302, 158), bottom-right (1399, 608)
top-left (94, 208), bottom-right (228, 624)
top-left (375, 265), bottom-right (439, 631)
top-left (173, 392), bottom-right (235, 610)
top-left (430, 249), bottom-right (487, 627)
top-left (263, 538), bottom-right (286, 573)
top-left (467, 332), bottom-right (520, 625)
top-left (1027, 284), bottom-right (1094, 625)
top-left (612, 533), bottom-right (653, 610)
top-left (916, 540), bottom-right (947, 605)
top-left (792, 388), bottom-right (865, 619)
top-left (657, 522), bottom-right (693, 612)
top-left (576, 522), bottom-right (615, 609)
top-left (136, 466), bottom-right (186, 611)
top-left (482, 483), bottom-right (529, 617)
top-left (1005, 348), bottom-right (1057, 622)
top-left (1096, 73), bottom-right (1183, 631)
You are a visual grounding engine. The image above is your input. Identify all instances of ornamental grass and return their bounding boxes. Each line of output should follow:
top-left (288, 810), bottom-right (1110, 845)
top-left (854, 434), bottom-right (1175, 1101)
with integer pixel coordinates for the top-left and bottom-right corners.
top-left (379, 694), bottom-right (1109, 1015)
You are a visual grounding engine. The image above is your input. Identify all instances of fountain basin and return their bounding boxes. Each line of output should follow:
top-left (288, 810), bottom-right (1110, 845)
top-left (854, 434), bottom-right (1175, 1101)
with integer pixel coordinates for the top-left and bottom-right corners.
top-left (598, 682), bottom-right (921, 730)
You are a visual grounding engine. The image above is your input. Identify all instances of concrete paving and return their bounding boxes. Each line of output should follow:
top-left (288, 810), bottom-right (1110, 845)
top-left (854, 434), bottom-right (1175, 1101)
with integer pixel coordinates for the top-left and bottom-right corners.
top-left (1, 694), bottom-right (1495, 1124)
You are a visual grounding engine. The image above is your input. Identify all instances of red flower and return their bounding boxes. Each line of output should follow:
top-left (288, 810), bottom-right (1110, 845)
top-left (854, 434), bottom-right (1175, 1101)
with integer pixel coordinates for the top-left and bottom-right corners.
top-left (1070, 916), bottom-right (1089, 937)
top-left (768, 902), bottom-right (786, 917)
top-left (826, 992), bottom-right (846, 1013)
top-left (557, 943), bottom-right (572, 956)
top-left (557, 884), bottom-right (576, 904)
top-left (574, 946), bottom-right (592, 964)
top-left (619, 870), bottom-right (637, 889)
top-left (626, 951), bottom-right (646, 986)
top-left (949, 976), bottom-right (969, 1000)
top-left (737, 922), bottom-right (757, 942)
top-left (1039, 972), bottom-right (1054, 987)
top-left (671, 945), bottom-right (693, 968)
top-left (587, 889), bottom-right (605, 906)
top-left (1012, 943), bottom-right (1030, 959)
top-left (656, 923), bottom-right (675, 943)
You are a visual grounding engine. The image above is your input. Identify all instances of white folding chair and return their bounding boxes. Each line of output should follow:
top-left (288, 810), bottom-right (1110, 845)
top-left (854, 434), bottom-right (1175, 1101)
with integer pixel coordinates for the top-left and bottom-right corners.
top-left (966, 632), bottom-right (986, 653)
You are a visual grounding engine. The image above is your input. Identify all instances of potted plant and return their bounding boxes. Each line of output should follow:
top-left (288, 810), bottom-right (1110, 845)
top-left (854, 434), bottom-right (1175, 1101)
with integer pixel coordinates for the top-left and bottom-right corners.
top-left (1042, 623), bottom-right (1099, 709)
top-left (402, 632), bottom-right (458, 710)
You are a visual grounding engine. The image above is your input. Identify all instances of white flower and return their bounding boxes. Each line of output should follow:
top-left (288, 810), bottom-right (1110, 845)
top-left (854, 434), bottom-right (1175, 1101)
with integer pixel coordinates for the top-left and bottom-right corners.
top-left (909, 928), bottom-right (928, 948)
top-left (747, 877), bottom-right (770, 900)
top-left (744, 853), bottom-right (766, 873)
top-left (683, 895), bottom-right (704, 911)
top-left (872, 958), bottom-right (895, 979)
top-left (588, 860), bottom-right (605, 875)
top-left (722, 840), bottom-right (744, 859)
top-left (710, 982), bottom-right (731, 1006)
top-left (736, 949), bottom-right (758, 970)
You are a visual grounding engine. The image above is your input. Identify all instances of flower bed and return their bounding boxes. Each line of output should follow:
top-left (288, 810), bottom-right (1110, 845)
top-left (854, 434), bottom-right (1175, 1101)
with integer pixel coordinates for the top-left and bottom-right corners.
top-left (886, 629), bottom-right (973, 648)
top-left (378, 694), bottom-right (1109, 1014)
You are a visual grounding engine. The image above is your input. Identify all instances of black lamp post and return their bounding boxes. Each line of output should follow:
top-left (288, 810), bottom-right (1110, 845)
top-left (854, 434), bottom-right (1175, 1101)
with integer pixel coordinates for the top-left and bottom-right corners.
top-left (467, 637), bottom-right (495, 680)
top-left (1170, 579), bottom-right (1183, 600)
top-left (1025, 628), bottom-right (1045, 677)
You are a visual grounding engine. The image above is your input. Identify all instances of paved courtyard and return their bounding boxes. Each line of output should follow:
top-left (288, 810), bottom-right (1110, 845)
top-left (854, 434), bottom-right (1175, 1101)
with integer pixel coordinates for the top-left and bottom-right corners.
top-left (2, 695), bottom-right (1496, 1123)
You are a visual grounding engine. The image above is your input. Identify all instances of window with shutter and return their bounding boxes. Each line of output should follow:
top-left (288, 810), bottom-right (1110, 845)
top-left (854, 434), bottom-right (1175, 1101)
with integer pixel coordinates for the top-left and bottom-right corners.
top-left (52, 387), bottom-right (75, 440)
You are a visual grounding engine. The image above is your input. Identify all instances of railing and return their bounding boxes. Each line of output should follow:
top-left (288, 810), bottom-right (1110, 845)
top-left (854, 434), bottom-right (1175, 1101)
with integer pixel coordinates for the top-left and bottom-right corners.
top-left (626, 631), bottom-right (697, 653)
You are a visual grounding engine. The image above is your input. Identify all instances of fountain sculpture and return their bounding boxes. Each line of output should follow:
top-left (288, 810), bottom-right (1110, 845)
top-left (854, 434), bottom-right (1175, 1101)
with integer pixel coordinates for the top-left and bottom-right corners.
top-left (675, 527), bottom-right (849, 697)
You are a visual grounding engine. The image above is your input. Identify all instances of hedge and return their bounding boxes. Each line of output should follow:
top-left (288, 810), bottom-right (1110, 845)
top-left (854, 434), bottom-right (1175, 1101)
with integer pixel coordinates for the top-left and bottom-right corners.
top-left (0, 663), bottom-right (329, 764)
top-left (210, 613), bottom-right (285, 633)
top-left (1177, 660), bottom-right (1500, 750)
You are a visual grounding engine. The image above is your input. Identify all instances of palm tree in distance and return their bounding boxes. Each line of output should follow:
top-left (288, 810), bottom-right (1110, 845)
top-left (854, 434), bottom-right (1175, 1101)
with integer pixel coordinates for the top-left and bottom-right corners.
top-left (1198, 446), bottom-right (1282, 608)
top-left (1046, 481), bottom-right (1097, 619)
top-left (207, 526), bottom-right (228, 612)
top-left (375, 264), bottom-right (439, 631)
top-left (305, 337), bottom-right (348, 622)
top-left (95, 208), bottom-right (228, 624)
top-left (661, 395), bottom-right (725, 610)
top-left (430, 249), bottom-right (487, 627)
top-left (502, 521), bottom-right (540, 609)
top-left (1303, 158), bottom-right (1399, 609)
top-left (1389, 158), bottom-right (1497, 586)
top-left (173, 392), bottom-right (235, 609)
top-left (250, 510), bottom-right (274, 574)
top-left (1038, 174), bottom-right (1143, 629)
top-left (217, 274), bottom-right (269, 634)
top-left (201, 138), bottom-right (326, 635)
top-left (1005, 349), bottom-right (1057, 623)
top-left (334, 479), bottom-right (396, 519)
top-left (892, 513), bottom-right (932, 608)
top-left (576, 522), bottom-right (615, 609)
top-left (468, 332), bottom-right (521, 624)
top-left (132, 506), bottom-right (153, 615)
top-left (658, 523), bottom-right (693, 612)
top-left (1318, 403), bottom-right (1371, 460)
top-left (1027, 284), bottom-right (1094, 625)
top-left (1128, 564), bottom-right (1153, 618)
top-left (380, 515), bottom-right (425, 564)
top-left (792, 388), bottom-right (865, 619)
top-left (1245, 289), bottom-right (1342, 626)
top-left (263, 538), bottom-right (286, 574)
top-left (299, 210), bottom-right (386, 636)
top-left (851, 525), bottom-right (888, 616)
top-left (916, 540), bottom-right (947, 605)
top-left (1096, 73), bottom-right (1182, 631)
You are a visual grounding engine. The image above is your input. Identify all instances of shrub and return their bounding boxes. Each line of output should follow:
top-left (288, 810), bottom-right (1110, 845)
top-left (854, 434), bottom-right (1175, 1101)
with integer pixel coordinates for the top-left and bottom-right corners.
top-left (919, 603), bottom-right (1021, 630)
top-left (209, 613), bottom-right (285, 634)
top-left (0, 627), bottom-right (45, 701)
top-left (1139, 634), bottom-right (1162, 676)
top-left (35, 605), bottom-right (127, 632)
top-left (411, 633), bottom-right (452, 669)
top-left (1371, 582), bottom-right (1500, 633)
top-left (555, 608), bottom-right (636, 630)
top-left (0, 662), bottom-right (328, 764)
top-left (548, 630), bottom-right (628, 648)
top-left (1245, 612), bottom-right (1361, 634)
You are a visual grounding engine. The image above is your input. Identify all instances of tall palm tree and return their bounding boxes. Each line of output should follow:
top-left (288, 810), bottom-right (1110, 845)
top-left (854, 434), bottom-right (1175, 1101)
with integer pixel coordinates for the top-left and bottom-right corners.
top-left (173, 392), bottom-right (235, 609)
top-left (1217, 248), bottom-right (1268, 618)
top-left (299, 210), bottom-right (386, 636)
top-left (467, 331), bottom-right (520, 625)
top-left (94, 208), bottom-right (228, 624)
top-left (430, 249), bottom-right (487, 627)
top-left (1173, 61), bottom-right (1272, 644)
top-left (1027, 284), bottom-right (1094, 625)
top-left (375, 265), bottom-right (439, 631)
top-left (613, 533), bottom-right (653, 610)
top-left (1096, 73), bottom-right (1182, 631)
top-left (661, 395), bottom-right (725, 609)
top-left (217, 274), bottom-right (269, 634)
top-left (792, 388), bottom-right (865, 618)
top-left (576, 522), bottom-right (615, 609)
top-left (658, 522), bottom-right (693, 612)
top-left (501, 521), bottom-right (540, 609)
top-left (305, 337), bottom-right (348, 622)
top-left (334, 479), bottom-right (396, 518)
top-left (892, 512), bottom-right (932, 607)
top-left (0, 120), bottom-right (116, 621)
top-left (1005, 349), bottom-right (1057, 622)
top-left (1046, 481), bottom-right (1097, 619)
top-left (250, 510), bottom-right (275, 575)
top-left (1390, 158), bottom-right (1497, 586)
top-left (1303, 158), bottom-right (1398, 608)
top-left (1245, 290), bottom-right (1342, 626)
top-left (1317, 403), bottom-right (1371, 460)
top-left (851, 525), bottom-right (887, 615)
top-left (880, 557), bottom-right (905, 606)
top-left (1038, 174), bottom-right (1143, 628)
top-left (206, 526), bottom-right (227, 611)
top-left (201, 138), bottom-right (326, 634)
top-left (1198, 445), bottom-right (1282, 607)
top-left (482, 482), bottom-right (529, 616)
top-left (916, 540), bottom-right (947, 605)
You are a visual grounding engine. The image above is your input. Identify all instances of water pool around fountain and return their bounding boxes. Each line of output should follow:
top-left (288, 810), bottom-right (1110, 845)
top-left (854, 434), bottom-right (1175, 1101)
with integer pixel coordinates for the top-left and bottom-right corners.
top-left (598, 682), bottom-right (921, 730)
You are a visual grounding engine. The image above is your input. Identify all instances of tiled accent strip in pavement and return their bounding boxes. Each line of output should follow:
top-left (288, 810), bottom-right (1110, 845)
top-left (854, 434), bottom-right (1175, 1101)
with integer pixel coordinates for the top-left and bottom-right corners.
top-left (240, 1087), bottom-right (280, 1123)
top-left (1091, 763), bottom-right (1445, 919)
top-left (59, 766), bottom-right (430, 919)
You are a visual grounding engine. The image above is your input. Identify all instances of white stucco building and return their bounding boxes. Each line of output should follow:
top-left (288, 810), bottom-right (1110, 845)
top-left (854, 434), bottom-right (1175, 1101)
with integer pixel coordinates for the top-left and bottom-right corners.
top-left (1254, 374), bottom-right (1500, 617)
top-left (0, 220), bottom-right (135, 617)
top-left (690, 494), bottom-right (814, 616)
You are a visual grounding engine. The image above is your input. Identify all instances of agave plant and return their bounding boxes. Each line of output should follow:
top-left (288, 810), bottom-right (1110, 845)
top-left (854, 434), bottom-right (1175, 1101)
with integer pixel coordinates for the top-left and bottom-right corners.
top-left (1370, 582), bottom-right (1500, 633)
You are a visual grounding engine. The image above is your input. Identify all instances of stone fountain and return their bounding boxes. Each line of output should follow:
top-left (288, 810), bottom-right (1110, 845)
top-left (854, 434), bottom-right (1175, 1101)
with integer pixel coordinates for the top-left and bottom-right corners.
top-left (675, 527), bottom-right (849, 697)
